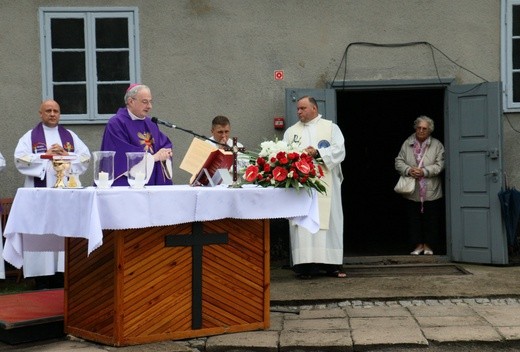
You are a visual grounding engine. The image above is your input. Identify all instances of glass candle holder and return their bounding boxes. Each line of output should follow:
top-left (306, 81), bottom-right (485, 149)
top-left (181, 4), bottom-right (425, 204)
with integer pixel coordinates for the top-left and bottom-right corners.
top-left (93, 151), bottom-right (115, 188)
top-left (126, 152), bottom-right (148, 189)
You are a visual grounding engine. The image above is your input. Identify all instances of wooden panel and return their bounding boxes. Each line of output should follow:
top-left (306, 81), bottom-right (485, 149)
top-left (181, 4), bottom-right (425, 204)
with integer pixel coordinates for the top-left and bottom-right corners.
top-left (122, 224), bottom-right (194, 339)
top-left (65, 219), bottom-right (269, 346)
top-left (65, 230), bottom-right (116, 338)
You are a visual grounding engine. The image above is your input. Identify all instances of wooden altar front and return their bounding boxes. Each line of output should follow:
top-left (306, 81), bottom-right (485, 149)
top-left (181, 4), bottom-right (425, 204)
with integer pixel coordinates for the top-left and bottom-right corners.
top-left (65, 218), bottom-right (269, 346)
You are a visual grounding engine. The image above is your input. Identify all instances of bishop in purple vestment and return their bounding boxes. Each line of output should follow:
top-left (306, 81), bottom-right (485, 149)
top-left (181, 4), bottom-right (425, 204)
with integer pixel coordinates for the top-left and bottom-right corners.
top-left (100, 84), bottom-right (173, 186)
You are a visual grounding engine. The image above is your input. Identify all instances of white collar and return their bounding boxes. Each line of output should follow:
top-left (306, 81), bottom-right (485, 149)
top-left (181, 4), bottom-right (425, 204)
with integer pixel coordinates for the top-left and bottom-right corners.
top-left (127, 108), bottom-right (146, 121)
top-left (303, 114), bottom-right (322, 126)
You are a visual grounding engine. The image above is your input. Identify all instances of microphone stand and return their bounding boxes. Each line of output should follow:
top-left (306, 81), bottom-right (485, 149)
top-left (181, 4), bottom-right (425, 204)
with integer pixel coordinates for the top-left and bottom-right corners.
top-left (152, 118), bottom-right (227, 148)
top-left (152, 118), bottom-right (246, 187)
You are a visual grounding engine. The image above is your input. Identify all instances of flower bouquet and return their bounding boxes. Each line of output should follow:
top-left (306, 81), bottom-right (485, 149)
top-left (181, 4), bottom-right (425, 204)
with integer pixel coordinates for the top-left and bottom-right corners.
top-left (243, 139), bottom-right (327, 194)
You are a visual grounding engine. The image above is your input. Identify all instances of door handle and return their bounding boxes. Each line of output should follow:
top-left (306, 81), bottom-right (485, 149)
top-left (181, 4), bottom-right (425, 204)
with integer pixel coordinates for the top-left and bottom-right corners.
top-left (484, 170), bottom-right (499, 183)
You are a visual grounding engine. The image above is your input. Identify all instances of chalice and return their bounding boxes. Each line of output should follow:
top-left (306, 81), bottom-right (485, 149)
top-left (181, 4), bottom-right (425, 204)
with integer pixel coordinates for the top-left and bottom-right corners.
top-left (41, 155), bottom-right (77, 188)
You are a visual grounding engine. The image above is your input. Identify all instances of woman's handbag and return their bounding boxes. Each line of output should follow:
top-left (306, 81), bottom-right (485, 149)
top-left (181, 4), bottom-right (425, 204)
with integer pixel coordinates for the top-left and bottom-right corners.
top-left (394, 176), bottom-right (415, 194)
top-left (394, 148), bottom-right (427, 195)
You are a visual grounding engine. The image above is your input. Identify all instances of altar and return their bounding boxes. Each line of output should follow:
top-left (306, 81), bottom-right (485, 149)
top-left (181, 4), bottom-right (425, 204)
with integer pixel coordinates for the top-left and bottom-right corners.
top-left (2, 185), bottom-right (318, 346)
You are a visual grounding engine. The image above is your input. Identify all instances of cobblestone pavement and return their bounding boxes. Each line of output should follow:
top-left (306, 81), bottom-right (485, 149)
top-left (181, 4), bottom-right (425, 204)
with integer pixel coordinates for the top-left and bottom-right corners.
top-left (3, 296), bottom-right (520, 351)
top-left (274, 296), bottom-right (520, 309)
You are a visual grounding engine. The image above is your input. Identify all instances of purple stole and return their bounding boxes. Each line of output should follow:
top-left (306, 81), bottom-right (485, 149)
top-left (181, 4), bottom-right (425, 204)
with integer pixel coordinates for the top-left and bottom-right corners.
top-left (31, 122), bottom-right (74, 188)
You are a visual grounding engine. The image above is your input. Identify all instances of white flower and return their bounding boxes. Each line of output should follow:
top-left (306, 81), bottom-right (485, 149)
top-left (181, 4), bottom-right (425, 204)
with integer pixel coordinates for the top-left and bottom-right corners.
top-left (259, 140), bottom-right (299, 159)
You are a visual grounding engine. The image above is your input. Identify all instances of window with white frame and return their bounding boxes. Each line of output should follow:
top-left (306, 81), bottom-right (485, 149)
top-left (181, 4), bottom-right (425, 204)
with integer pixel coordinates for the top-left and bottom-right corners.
top-left (39, 7), bottom-right (140, 123)
top-left (503, 0), bottom-right (520, 111)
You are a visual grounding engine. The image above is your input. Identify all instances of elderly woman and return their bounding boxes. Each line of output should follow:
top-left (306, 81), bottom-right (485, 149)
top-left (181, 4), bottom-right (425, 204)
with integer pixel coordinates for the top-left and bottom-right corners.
top-left (395, 116), bottom-right (445, 255)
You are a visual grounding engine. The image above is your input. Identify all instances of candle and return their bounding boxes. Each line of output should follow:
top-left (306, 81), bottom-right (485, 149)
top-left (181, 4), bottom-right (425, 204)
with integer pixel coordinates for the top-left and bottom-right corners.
top-left (129, 171), bottom-right (146, 188)
top-left (96, 171), bottom-right (112, 188)
top-left (135, 171), bottom-right (145, 182)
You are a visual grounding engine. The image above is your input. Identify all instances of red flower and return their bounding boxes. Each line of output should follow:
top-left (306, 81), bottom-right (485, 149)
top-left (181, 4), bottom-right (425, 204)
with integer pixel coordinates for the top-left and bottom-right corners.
top-left (287, 152), bottom-right (299, 160)
top-left (294, 160), bottom-right (311, 175)
top-left (272, 166), bottom-right (288, 181)
top-left (263, 163), bottom-right (271, 172)
top-left (301, 153), bottom-right (313, 163)
top-left (318, 165), bottom-right (324, 177)
top-left (244, 165), bottom-right (259, 182)
top-left (257, 157), bottom-right (266, 166)
top-left (276, 151), bottom-right (289, 165)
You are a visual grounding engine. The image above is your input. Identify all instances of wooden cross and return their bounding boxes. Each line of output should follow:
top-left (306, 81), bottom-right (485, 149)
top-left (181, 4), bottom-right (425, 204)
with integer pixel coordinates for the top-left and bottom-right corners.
top-left (224, 137), bottom-right (246, 188)
top-left (164, 222), bottom-right (228, 329)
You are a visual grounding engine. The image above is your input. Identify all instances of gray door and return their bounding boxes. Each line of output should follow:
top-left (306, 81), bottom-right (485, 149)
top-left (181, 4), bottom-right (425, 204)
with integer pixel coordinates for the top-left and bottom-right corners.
top-left (285, 89), bottom-right (336, 126)
top-left (448, 82), bottom-right (507, 264)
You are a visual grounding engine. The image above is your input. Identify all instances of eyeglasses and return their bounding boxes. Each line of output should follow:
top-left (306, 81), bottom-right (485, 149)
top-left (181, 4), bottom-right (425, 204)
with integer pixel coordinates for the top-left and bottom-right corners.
top-left (415, 127), bottom-right (429, 131)
top-left (132, 98), bottom-right (153, 105)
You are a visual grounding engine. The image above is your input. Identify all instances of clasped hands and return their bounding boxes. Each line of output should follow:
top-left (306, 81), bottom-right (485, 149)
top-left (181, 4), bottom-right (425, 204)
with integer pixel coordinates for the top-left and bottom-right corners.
top-left (46, 143), bottom-right (69, 156)
top-left (409, 167), bottom-right (424, 178)
top-left (154, 148), bottom-right (173, 162)
top-left (304, 146), bottom-right (319, 158)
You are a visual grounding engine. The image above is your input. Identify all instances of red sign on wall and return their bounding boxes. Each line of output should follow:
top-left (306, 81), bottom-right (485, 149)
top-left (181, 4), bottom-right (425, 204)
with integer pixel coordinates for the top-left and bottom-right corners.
top-left (274, 70), bottom-right (284, 80)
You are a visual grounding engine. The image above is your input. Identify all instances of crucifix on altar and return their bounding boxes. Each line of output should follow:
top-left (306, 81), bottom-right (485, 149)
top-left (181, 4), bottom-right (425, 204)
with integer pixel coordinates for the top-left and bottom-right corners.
top-left (223, 137), bottom-right (246, 188)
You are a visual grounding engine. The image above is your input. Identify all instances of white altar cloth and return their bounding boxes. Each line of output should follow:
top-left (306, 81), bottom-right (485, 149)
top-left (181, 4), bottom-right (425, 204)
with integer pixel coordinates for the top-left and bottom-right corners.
top-left (0, 223), bottom-right (4, 279)
top-left (2, 185), bottom-right (319, 269)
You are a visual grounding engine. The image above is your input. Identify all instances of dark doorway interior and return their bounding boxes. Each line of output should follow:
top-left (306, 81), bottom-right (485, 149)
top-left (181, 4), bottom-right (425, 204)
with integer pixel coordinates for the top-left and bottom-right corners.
top-left (336, 88), bottom-right (446, 256)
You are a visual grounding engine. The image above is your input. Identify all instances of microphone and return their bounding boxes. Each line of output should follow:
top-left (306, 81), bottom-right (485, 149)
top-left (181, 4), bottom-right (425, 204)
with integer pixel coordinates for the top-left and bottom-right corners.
top-left (151, 117), bottom-right (176, 129)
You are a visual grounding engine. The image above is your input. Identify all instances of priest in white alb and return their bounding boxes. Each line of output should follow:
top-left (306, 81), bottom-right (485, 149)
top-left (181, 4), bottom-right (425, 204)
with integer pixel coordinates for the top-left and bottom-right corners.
top-left (283, 95), bottom-right (346, 279)
top-left (13, 99), bottom-right (90, 288)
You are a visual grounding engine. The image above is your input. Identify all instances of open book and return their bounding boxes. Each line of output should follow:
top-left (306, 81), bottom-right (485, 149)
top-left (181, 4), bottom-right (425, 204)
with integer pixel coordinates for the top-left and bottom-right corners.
top-left (180, 137), bottom-right (234, 185)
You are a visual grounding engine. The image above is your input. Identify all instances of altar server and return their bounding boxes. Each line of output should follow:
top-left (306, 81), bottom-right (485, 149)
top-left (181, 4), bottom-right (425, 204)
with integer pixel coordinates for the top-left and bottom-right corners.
top-left (207, 115), bottom-right (248, 171)
top-left (14, 99), bottom-right (90, 286)
top-left (283, 96), bottom-right (346, 279)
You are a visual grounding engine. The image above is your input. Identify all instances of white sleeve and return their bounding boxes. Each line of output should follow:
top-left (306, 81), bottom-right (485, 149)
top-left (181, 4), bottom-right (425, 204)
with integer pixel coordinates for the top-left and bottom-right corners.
top-left (318, 123), bottom-right (345, 170)
top-left (14, 131), bottom-right (48, 179)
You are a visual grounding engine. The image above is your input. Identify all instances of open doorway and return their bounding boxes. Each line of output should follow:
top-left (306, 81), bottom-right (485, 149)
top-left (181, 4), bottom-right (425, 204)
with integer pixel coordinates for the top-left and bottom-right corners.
top-left (336, 88), bottom-right (446, 256)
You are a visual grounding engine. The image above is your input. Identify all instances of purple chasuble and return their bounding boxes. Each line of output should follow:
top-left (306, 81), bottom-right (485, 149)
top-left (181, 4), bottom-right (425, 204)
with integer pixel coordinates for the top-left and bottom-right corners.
top-left (100, 107), bottom-right (173, 186)
top-left (31, 122), bottom-right (74, 188)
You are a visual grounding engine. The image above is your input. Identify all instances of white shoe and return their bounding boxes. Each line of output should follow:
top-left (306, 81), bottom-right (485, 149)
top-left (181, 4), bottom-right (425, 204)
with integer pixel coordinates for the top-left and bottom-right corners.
top-left (424, 249), bottom-right (433, 255)
top-left (410, 248), bottom-right (424, 255)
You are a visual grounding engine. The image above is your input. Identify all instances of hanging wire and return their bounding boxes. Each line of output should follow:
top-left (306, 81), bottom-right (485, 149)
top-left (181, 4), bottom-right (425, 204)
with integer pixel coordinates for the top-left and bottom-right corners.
top-left (330, 41), bottom-right (487, 94)
top-left (505, 113), bottom-right (520, 133)
top-left (329, 41), bottom-right (520, 134)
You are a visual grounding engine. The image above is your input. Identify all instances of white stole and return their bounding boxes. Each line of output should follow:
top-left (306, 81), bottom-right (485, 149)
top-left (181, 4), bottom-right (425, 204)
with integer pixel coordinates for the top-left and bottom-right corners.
top-left (288, 118), bottom-right (333, 230)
